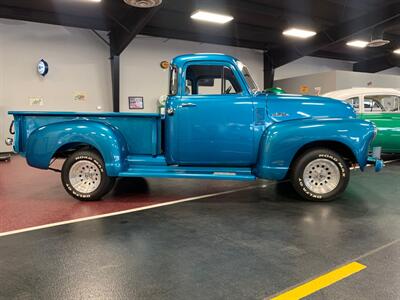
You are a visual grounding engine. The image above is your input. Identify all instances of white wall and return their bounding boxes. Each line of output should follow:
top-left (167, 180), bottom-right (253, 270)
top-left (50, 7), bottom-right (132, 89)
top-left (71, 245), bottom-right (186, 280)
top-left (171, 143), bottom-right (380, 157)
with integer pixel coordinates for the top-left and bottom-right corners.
top-left (335, 70), bottom-right (400, 89)
top-left (274, 70), bottom-right (400, 95)
top-left (0, 20), bottom-right (264, 152)
top-left (0, 22), bottom-right (5, 153)
top-left (0, 19), bottom-right (112, 152)
top-left (275, 55), bottom-right (400, 80)
top-left (275, 56), bottom-right (353, 81)
top-left (274, 71), bottom-right (337, 95)
top-left (120, 36), bottom-right (264, 113)
top-left (378, 67), bottom-right (400, 76)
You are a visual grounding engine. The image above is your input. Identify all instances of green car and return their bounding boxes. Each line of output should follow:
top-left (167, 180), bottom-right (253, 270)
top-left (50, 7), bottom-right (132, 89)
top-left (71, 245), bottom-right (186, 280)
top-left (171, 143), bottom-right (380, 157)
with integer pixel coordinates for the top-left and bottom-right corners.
top-left (324, 88), bottom-right (400, 153)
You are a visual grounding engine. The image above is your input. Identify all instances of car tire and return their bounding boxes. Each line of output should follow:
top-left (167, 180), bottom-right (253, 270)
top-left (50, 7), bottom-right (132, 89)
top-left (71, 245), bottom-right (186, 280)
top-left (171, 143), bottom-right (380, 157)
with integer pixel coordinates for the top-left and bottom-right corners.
top-left (290, 148), bottom-right (350, 201)
top-left (61, 150), bottom-right (115, 201)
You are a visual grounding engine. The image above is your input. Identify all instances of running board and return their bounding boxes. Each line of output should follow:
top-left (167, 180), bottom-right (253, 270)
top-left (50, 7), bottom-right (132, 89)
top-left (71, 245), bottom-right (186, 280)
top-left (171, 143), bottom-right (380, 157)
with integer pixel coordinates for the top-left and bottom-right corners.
top-left (119, 166), bottom-right (255, 181)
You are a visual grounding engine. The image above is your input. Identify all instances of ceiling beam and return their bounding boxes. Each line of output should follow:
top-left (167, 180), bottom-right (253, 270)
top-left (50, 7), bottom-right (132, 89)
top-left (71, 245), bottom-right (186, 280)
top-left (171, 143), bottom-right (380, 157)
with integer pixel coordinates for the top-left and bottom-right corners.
top-left (109, 6), bottom-right (161, 56)
top-left (191, 0), bottom-right (335, 27)
top-left (141, 26), bottom-right (269, 50)
top-left (0, 5), bottom-right (109, 31)
top-left (353, 53), bottom-right (400, 72)
top-left (311, 50), bottom-right (363, 61)
top-left (269, 2), bottom-right (400, 67)
top-left (145, 9), bottom-right (287, 48)
top-left (324, 0), bottom-right (377, 11)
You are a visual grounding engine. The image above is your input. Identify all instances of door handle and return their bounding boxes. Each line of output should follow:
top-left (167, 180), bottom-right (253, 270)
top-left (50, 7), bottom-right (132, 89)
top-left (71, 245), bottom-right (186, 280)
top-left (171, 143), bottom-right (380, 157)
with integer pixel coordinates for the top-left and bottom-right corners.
top-left (181, 103), bottom-right (197, 108)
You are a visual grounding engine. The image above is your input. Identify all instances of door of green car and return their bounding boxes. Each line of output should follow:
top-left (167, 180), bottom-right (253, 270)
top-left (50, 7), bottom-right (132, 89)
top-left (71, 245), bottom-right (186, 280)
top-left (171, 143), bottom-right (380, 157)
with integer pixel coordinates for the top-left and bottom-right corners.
top-left (359, 94), bottom-right (400, 153)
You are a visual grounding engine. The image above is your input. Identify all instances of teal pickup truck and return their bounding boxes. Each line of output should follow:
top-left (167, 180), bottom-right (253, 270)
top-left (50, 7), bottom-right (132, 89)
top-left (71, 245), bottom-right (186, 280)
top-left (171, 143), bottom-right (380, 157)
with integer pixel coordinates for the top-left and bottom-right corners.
top-left (7, 54), bottom-right (383, 202)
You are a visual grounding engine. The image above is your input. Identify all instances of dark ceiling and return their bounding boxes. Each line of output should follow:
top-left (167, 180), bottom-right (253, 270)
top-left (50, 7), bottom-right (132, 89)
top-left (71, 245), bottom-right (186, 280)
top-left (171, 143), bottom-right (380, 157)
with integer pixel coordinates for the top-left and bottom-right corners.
top-left (0, 0), bottom-right (399, 72)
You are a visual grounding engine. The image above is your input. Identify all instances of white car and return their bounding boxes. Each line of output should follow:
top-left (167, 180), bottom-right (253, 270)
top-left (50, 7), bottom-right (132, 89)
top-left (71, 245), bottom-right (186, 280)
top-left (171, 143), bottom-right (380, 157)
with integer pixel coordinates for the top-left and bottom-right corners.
top-left (324, 88), bottom-right (400, 113)
top-left (324, 87), bottom-right (400, 153)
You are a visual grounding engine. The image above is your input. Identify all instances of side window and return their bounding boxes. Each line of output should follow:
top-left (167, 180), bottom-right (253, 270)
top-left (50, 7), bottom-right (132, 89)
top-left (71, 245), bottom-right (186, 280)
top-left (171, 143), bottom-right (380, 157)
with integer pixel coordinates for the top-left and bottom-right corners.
top-left (345, 97), bottom-right (360, 113)
top-left (363, 95), bottom-right (399, 113)
top-left (391, 96), bottom-right (400, 112)
top-left (198, 78), bottom-right (222, 95)
top-left (185, 65), bottom-right (242, 96)
top-left (185, 79), bottom-right (193, 95)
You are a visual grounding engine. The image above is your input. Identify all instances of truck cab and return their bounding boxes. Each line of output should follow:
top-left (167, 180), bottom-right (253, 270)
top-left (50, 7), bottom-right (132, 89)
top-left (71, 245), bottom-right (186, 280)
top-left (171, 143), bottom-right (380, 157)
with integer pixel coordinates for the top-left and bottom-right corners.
top-left (8, 54), bottom-right (383, 202)
top-left (165, 54), bottom-right (259, 166)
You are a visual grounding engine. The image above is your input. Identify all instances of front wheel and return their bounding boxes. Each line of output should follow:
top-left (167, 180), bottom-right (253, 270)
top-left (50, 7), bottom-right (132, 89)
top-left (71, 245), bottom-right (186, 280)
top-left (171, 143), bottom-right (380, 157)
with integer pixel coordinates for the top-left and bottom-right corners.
top-left (61, 150), bottom-right (115, 201)
top-left (290, 148), bottom-right (350, 201)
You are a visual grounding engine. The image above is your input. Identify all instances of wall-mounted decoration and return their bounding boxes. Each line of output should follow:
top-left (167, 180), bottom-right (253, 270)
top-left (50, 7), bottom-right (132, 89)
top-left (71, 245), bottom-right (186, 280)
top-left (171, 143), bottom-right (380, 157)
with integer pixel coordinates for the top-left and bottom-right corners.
top-left (129, 96), bottom-right (144, 110)
top-left (37, 59), bottom-right (49, 77)
top-left (299, 85), bottom-right (309, 93)
top-left (29, 97), bottom-right (44, 106)
top-left (74, 92), bottom-right (87, 102)
top-left (160, 60), bottom-right (170, 70)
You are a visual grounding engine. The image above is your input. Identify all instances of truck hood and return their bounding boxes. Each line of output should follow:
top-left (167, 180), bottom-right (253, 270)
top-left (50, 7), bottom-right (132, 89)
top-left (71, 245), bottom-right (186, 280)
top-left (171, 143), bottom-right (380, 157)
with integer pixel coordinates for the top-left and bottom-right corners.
top-left (260, 93), bottom-right (356, 122)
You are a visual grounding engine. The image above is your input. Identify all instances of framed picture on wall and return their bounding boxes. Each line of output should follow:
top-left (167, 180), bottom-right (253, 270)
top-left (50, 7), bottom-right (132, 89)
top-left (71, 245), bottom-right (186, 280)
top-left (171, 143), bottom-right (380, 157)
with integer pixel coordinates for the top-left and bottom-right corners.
top-left (129, 96), bottom-right (144, 110)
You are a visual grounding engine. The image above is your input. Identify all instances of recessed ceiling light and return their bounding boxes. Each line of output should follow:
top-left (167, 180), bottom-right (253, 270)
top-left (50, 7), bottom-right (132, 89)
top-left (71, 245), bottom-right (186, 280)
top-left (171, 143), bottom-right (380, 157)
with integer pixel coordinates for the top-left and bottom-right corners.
top-left (393, 48), bottom-right (400, 54)
top-left (191, 11), bottom-right (233, 24)
top-left (346, 40), bottom-right (369, 48)
top-left (282, 28), bottom-right (316, 39)
top-left (89, 0), bottom-right (101, 2)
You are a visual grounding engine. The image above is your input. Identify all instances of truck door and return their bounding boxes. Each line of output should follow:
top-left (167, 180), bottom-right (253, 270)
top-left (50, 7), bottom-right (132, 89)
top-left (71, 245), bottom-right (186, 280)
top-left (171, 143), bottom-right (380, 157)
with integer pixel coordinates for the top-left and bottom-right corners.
top-left (167, 62), bottom-right (254, 166)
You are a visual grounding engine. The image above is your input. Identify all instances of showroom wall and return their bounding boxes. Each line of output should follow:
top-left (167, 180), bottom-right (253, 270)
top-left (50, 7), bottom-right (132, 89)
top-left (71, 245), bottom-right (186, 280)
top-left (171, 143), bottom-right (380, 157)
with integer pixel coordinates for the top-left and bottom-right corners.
top-left (274, 56), bottom-right (400, 81)
top-left (0, 19), bottom-right (112, 152)
top-left (274, 70), bottom-right (400, 95)
top-left (0, 19), bottom-right (112, 111)
top-left (120, 36), bottom-right (264, 113)
top-left (0, 27), bottom-right (4, 153)
top-left (1, 19), bottom-right (399, 153)
top-left (274, 56), bottom-right (354, 80)
top-left (0, 19), bottom-right (264, 152)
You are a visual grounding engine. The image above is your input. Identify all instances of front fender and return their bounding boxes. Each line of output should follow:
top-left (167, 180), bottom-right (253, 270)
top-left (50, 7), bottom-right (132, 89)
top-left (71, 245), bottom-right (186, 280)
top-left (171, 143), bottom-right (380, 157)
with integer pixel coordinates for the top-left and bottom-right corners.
top-left (26, 120), bottom-right (128, 176)
top-left (254, 118), bottom-right (376, 180)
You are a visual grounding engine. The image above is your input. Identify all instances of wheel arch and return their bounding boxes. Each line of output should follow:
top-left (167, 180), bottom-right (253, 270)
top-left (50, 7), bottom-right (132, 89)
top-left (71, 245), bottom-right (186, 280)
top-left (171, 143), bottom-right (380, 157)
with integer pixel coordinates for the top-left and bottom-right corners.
top-left (53, 142), bottom-right (104, 160)
top-left (290, 140), bottom-right (357, 170)
top-left (25, 120), bottom-right (128, 176)
top-left (254, 118), bottom-right (372, 181)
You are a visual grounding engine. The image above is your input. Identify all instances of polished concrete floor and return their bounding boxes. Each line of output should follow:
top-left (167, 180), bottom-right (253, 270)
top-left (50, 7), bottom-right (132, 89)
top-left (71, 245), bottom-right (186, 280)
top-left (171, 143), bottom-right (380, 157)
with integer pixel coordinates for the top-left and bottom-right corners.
top-left (0, 157), bottom-right (251, 233)
top-left (0, 159), bottom-right (399, 299)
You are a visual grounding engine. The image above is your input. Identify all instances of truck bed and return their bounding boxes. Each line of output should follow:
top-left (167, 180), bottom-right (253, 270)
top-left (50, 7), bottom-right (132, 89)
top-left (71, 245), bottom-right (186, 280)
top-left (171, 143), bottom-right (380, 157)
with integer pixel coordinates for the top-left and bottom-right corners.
top-left (9, 111), bottom-right (163, 156)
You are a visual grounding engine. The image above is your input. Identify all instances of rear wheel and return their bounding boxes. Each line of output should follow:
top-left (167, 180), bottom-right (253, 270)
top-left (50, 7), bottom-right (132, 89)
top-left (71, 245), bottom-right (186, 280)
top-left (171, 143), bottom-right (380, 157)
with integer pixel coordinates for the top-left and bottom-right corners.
top-left (290, 148), bottom-right (350, 201)
top-left (61, 150), bottom-right (115, 201)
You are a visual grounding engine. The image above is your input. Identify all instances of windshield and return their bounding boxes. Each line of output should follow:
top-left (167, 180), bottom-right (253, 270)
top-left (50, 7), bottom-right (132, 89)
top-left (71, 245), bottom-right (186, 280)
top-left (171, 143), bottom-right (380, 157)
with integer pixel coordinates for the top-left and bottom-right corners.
top-left (169, 65), bottom-right (178, 95)
top-left (237, 61), bottom-right (259, 93)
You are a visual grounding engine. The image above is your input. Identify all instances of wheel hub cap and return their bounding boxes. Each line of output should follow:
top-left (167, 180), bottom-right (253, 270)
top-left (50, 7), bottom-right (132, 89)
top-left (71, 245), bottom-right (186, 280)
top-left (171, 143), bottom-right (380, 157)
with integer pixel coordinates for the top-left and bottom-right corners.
top-left (69, 160), bottom-right (101, 194)
top-left (303, 158), bottom-right (340, 195)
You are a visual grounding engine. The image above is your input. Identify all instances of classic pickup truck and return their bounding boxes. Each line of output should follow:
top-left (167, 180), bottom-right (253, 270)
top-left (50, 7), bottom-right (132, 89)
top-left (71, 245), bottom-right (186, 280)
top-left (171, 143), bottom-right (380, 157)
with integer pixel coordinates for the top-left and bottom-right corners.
top-left (8, 54), bottom-right (383, 202)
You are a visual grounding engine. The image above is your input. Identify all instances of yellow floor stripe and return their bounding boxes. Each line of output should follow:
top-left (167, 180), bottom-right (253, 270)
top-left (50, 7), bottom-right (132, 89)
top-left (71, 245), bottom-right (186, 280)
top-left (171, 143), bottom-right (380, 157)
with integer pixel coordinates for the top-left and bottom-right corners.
top-left (271, 262), bottom-right (367, 300)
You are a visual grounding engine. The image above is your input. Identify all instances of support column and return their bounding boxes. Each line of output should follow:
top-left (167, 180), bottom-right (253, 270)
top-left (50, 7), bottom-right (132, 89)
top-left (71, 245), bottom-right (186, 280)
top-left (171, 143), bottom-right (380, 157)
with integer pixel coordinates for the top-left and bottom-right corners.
top-left (110, 54), bottom-right (120, 112)
top-left (263, 51), bottom-right (275, 90)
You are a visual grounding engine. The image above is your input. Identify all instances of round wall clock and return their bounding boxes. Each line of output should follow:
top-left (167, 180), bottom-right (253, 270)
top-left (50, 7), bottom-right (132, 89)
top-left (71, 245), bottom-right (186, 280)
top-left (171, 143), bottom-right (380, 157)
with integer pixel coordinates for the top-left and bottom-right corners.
top-left (37, 59), bottom-right (49, 77)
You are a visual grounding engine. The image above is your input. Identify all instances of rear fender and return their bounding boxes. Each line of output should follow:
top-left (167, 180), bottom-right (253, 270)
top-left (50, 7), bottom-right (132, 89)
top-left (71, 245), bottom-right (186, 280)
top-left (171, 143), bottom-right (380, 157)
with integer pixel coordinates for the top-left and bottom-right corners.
top-left (25, 120), bottom-right (128, 176)
top-left (254, 118), bottom-right (376, 180)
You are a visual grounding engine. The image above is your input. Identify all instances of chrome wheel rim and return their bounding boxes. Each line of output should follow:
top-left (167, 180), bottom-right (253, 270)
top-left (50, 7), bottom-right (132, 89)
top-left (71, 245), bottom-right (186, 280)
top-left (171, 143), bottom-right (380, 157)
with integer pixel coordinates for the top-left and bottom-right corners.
top-left (69, 160), bottom-right (101, 194)
top-left (303, 159), bottom-right (340, 195)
